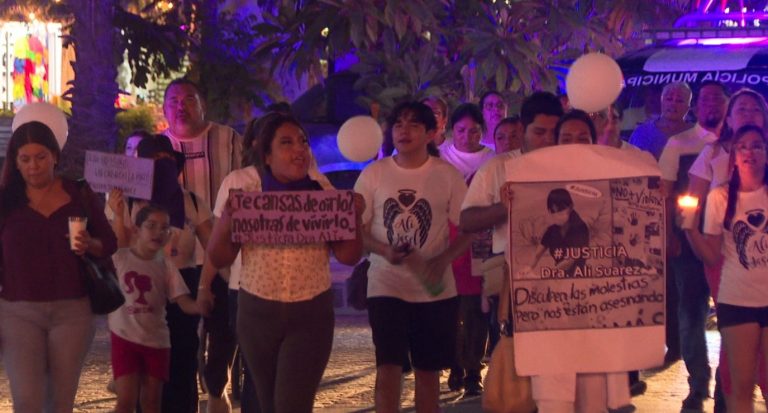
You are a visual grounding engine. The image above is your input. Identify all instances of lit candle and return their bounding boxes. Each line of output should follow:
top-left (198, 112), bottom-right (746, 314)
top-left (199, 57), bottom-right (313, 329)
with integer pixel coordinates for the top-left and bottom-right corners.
top-left (677, 195), bottom-right (699, 229)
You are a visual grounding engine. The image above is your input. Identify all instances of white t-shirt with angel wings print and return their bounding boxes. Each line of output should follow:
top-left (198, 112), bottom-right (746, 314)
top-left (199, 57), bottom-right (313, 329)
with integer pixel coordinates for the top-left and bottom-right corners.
top-left (705, 186), bottom-right (768, 307)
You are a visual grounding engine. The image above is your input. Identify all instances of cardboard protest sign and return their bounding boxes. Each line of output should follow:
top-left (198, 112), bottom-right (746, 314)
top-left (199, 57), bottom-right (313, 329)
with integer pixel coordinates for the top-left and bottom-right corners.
top-left (84, 151), bottom-right (154, 200)
top-left (505, 145), bottom-right (665, 376)
top-left (230, 190), bottom-right (357, 244)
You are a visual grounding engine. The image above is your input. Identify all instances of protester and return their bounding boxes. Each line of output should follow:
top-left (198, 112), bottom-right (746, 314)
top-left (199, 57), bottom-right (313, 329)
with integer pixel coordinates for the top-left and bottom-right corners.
top-left (460, 91), bottom-right (563, 242)
top-left (207, 112), bottom-right (363, 413)
top-left (355, 101), bottom-right (472, 412)
top-left (110, 205), bottom-right (202, 413)
top-left (687, 87), bottom-right (768, 413)
top-left (591, 105), bottom-right (637, 151)
top-left (440, 103), bottom-right (495, 180)
top-left (659, 81), bottom-right (729, 412)
top-left (421, 96), bottom-right (450, 147)
top-left (109, 134), bottom-right (214, 412)
top-left (493, 116), bottom-right (524, 154)
top-left (438, 103), bottom-right (495, 396)
top-left (629, 82), bottom-right (694, 160)
top-left (124, 130), bottom-right (154, 157)
top-left (628, 81), bottom-right (694, 376)
top-left (481, 115), bottom-right (525, 356)
top-left (685, 124), bottom-right (768, 412)
top-left (161, 78), bottom-right (243, 411)
top-left (199, 112), bottom-right (337, 413)
top-left (480, 91), bottom-right (509, 149)
top-left (0, 121), bottom-right (117, 412)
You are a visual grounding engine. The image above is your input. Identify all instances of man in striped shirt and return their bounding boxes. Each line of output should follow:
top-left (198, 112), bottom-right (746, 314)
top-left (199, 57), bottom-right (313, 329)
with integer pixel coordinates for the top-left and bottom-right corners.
top-left (162, 78), bottom-right (243, 413)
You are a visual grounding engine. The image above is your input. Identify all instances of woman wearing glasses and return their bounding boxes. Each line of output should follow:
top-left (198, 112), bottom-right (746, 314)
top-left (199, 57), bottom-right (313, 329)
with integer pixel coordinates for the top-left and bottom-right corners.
top-left (686, 125), bottom-right (768, 412)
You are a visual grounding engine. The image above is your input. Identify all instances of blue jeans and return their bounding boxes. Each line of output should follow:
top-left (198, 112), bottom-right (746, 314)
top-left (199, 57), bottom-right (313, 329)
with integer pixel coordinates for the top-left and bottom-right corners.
top-left (672, 236), bottom-right (711, 396)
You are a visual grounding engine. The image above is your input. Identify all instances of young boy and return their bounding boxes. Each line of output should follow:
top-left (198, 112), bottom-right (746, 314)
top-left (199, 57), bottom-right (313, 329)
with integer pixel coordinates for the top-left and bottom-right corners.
top-left (354, 101), bottom-right (472, 412)
top-left (108, 205), bottom-right (201, 413)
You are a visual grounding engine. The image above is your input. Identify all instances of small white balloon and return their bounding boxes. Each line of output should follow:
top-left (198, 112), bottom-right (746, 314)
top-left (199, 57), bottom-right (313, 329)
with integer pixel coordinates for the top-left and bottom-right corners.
top-left (337, 116), bottom-right (383, 162)
top-left (11, 102), bottom-right (69, 150)
top-left (566, 53), bottom-right (624, 113)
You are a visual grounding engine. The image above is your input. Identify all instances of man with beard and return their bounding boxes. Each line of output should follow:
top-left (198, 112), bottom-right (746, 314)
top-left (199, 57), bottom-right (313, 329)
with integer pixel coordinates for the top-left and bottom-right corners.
top-left (658, 80), bottom-right (728, 413)
top-left (162, 78), bottom-right (243, 413)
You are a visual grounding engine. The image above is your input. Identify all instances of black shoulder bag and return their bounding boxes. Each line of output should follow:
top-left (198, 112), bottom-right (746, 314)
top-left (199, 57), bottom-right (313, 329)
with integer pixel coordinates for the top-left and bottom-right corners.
top-left (76, 181), bottom-right (124, 314)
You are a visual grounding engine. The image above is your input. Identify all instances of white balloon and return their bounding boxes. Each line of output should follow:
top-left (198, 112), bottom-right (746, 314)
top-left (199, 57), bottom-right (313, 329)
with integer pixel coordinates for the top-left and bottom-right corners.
top-left (337, 116), bottom-right (383, 162)
top-left (566, 53), bottom-right (624, 113)
top-left (11, 102), bottom-right (69, 150)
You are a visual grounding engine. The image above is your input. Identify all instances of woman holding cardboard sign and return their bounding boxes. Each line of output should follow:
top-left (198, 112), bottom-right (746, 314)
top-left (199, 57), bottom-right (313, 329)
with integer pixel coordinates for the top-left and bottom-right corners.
top-left (208, 112), bottom-right (364, 413)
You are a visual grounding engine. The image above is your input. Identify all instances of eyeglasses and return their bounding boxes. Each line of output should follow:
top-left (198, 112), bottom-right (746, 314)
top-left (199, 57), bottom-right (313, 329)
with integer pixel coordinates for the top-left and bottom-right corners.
top-left (735, 143), bottom-right (766, 153)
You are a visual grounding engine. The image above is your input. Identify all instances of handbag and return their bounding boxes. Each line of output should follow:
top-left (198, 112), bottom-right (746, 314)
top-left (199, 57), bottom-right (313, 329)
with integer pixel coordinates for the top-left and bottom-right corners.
top-left (482, 269), bottom-right (536, 413)
top-left (76, 180), bottom-right (125, 314)
top-left (81, 255), bottom-right (124, 314)
top-left (482, 336), bottom-right (536, 413)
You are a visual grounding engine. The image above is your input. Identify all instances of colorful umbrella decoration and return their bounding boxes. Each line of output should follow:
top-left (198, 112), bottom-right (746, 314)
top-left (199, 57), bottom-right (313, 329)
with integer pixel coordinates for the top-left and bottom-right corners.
top-left (12, 35), bottom-right (49, 107)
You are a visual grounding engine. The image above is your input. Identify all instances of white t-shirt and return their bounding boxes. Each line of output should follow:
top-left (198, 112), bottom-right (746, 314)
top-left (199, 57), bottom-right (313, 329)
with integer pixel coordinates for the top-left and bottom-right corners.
top-left (439, 144), bottom-right (495, 180)
top-left (658, 123), bottom-right (717, 182)
top-left (704, 186), bottom-right (768, 307)
top-left (689, 143), bottom-right (731, 190)
top-left (108, 248), bottom-right (190, 348)
top-left (461, 149), bottom-right (523, 255)
top-left (213, 166), bottom-right (334, 290)
top-left (354, 156), bottom-right (467, 302)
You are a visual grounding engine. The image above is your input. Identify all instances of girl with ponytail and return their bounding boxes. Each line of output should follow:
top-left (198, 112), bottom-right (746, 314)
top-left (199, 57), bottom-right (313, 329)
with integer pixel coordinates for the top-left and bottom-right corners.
top-left (686, 124), bottom-right (768, 412)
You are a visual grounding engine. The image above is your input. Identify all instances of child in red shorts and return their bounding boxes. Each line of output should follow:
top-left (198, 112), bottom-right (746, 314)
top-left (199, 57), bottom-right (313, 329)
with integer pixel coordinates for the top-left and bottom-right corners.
top-left (108, 204), bottom-right (200, 413)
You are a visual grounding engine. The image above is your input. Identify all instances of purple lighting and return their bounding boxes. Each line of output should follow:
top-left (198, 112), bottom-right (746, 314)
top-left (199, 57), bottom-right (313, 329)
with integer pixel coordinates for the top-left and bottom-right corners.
top-left (677, 36), bottom-right (768, 45)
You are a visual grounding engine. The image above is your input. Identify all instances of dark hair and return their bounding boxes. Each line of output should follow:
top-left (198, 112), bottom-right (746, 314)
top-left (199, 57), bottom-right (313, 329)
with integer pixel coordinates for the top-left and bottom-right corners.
top-left (723, 125), bottom-right (768, 230)
top-left (450, 103), bottom-right (486, 133)
top-left (720, 88), bottom-right (768, 142)
top-left (480, 91), bottom-right (505, 110)
top-left (521, 91), bottom-right (564, 130)
top-left (546, 188), bottom-right (574, 213)
top-left (242, 113), bottom-right (278, 166)
top-left (386, 102), bottom-right (439, 157)
top-left (555, 110), bottom-right (597, 144)
top-left (494, 116), bottom-right (522, 136)
top-left (419, 96), bottom-right (448, 117)
top-left (696, 80), bottom-right (729, 104)
top-left (250, 112), bottom-right (309, 175)
top-left (123, 130), bottom-right (153, 153)
top-left (164, 78), bottom-right (205, 101)
top-left (1, 121), bottom-right (61, 213)
top-left (135, 204), bottom-right (170, 228)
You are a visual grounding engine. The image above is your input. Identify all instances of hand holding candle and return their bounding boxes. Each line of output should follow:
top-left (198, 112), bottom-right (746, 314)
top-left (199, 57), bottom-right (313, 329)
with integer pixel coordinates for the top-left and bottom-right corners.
top-left (677, 195), bottom-right (699, 230)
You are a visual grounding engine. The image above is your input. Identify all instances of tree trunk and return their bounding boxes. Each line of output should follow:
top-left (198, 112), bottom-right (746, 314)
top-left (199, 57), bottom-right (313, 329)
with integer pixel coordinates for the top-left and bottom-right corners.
top-left (60, 0), bottom-right (118, 179)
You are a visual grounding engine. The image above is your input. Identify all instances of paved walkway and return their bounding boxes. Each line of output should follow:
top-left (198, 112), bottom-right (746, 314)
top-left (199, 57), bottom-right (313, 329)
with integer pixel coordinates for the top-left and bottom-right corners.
top-left (1, 315), bottom-right (767, 412)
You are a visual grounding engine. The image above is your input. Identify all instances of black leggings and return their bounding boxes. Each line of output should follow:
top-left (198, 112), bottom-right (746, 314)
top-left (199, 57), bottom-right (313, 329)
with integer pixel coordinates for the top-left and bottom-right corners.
top-left (237, 289), bottom-right (334, 413)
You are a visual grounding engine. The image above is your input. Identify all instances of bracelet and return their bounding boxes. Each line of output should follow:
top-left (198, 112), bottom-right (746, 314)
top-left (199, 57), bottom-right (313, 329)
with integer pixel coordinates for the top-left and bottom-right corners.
top-left (197, 284), bottom-right (210, 290)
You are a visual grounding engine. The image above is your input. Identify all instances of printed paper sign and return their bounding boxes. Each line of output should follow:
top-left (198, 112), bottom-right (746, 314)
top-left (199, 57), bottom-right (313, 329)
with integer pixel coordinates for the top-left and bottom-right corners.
top-left (230, 190), bottom-right (357, 244)
top-left (504, 145), bottom-right (666, 375)
top-left (84, 151), bottom-right (154, 200)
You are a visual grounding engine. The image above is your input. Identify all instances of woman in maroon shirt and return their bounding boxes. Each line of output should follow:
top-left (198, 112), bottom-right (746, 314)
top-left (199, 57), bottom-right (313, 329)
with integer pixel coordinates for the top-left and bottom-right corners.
top-left (0, 121), bottom-right (117, 412)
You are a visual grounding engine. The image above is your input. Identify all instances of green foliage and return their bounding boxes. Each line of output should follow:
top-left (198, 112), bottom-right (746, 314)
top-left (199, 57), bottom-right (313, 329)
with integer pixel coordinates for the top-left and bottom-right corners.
top-left (254, 0), bottom-right (689, 116)
top-left (115, 105), bottom-right (155, 149)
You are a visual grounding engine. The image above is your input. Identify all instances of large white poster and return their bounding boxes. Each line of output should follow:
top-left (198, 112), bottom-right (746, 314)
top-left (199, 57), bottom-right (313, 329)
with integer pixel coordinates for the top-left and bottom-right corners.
top-left (505, 145), bottom-right (666, 376)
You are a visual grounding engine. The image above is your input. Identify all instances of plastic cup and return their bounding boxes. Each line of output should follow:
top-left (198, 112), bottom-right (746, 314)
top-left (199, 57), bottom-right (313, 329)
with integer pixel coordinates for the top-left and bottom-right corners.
top-left (677, 195), bottom-right (699, 230)
top-left (69, 216), bottom-right (88, 250)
